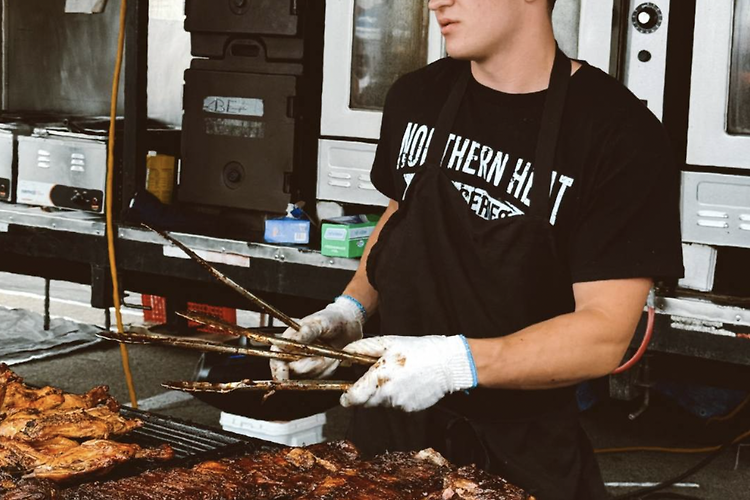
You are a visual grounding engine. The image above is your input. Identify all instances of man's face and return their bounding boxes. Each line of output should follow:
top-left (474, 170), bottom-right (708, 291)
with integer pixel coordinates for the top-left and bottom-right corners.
top-left (428, 0), bottom-right (528, 61)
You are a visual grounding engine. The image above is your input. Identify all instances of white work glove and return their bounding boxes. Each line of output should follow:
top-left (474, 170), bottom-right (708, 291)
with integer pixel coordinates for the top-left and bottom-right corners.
top-left (270, 296), bottom-right (365, 381)
top-left (339, 335), bottom-right (478, 413)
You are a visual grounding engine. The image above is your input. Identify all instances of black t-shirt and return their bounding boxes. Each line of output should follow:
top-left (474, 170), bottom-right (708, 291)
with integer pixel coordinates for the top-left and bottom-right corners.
top-left (371, 57), bottom-right (684, 283)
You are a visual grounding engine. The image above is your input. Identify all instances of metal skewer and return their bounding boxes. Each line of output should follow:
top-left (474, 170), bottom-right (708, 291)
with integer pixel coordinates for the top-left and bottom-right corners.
top-left (142, 224), bottom-right (301, 332)
top-left (162, 379), bottom-right (353, 394)
top-left (178, 311), bottom-right (378, 366)
top-left (97, 331), bottom-right (305, 362)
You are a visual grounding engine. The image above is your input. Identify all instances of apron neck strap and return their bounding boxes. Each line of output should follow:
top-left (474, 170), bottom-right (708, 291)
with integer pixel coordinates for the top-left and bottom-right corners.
top-left (425, 66), bottom-right (470, 168)
top-left (529, 47), bottom-right (571, 218)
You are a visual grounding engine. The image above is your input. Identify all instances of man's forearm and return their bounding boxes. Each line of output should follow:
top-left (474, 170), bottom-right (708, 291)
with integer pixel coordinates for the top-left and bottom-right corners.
top-left (341, 200), bottom-right (399, 317)
top-left (467, 278), bottom-right (651, 390)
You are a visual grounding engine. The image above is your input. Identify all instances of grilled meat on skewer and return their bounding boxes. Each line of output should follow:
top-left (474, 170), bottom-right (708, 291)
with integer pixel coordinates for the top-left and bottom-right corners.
top-left (0, 407), bottom-right (142, 441)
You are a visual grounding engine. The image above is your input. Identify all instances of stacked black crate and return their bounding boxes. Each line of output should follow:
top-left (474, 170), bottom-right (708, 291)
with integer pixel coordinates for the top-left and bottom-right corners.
top-left (179, 0), bottom-right (324, 215)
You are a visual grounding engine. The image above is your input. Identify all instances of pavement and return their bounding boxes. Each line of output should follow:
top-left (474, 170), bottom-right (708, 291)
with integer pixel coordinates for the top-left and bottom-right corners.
top-left (1, 272), bottom-right (748, 499)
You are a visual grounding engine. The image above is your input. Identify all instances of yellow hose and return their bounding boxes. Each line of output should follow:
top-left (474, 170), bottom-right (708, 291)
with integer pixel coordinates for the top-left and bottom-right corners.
top-left (107, 0), bottom-right (138, 408)
top-left (595, 428), bottom-right (750, 455)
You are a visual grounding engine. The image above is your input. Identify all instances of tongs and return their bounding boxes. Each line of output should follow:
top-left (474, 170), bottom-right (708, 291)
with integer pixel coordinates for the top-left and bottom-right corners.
top-left (161, 379), bottom-right (353, 394)
top-left (102, 224), bottom-right (378, 394)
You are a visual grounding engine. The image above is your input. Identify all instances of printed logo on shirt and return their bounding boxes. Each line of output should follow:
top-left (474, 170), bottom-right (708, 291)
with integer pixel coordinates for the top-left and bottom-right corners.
top-left (397, 122), bottom-right (575, 225)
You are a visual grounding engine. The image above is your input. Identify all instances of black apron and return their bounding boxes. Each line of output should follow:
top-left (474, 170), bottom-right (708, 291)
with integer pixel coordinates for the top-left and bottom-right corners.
top-left (349, 49), bottom-right (609, 500)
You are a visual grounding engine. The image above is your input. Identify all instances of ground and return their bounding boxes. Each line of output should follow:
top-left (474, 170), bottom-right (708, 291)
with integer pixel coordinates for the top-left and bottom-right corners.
top-left (1, 273), bottom-right (748, 499)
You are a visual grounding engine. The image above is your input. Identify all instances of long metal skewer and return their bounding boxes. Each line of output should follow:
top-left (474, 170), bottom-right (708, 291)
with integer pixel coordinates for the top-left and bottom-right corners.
top-left (178, 311), bottom-right (378, 366)
top-left (97, 331), bottom-right (305, 362)
top-left (143, 224), bottom-right (301, 331)
top-left (162, 379), bottom-right (353, 394)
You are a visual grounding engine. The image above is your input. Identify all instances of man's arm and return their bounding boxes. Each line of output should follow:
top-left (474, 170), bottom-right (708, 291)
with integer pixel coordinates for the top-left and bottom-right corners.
top-left (468, 277), bottom-right (652, 390)
top-left (340, 199), bottom-right (399, 316)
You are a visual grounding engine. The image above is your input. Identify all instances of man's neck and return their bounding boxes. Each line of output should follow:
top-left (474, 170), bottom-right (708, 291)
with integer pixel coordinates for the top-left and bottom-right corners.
top-left (470, 23), bottom-right (558, 95)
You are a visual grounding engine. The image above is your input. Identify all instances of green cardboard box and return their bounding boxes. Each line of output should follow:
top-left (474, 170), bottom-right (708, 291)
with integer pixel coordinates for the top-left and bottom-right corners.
top-left (321, 214), bottom-right (381, 258)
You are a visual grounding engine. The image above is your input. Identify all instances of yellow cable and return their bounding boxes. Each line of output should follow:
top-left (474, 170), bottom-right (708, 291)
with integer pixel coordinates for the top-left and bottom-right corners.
top-left (706, 395), bottom-right (750, 425)
top-left (107, 0), bottom-right (138, 409)
top-left (595, 429), bottom-right (750, 455)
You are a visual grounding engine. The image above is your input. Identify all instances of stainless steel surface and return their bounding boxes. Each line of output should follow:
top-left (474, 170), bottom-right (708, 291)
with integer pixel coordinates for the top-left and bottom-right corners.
top-left (0, 129), bottom-right (12, 201)
top-left (728, 0), bottom-right (750, 135)
top-left (3, 0), bottom-right (125, 115)
top-left (349, 0), bottom-right (430, 111)
top-left (317, 139), bottom-right (387, 206)
top-left (687, 0), bottom-right (750, 169)
top-left (655, 296), bottom-right (750, 329)
top-left (0, 204), bottom-right (360, 271)
top-left (1, 0), bottom-right (189, 127)
top-left (621, 0), bottom-right (671, 120)
top-left (16, 133), bottom-right (107, 212)
top-left (681, 171), bottom-right (750, 249)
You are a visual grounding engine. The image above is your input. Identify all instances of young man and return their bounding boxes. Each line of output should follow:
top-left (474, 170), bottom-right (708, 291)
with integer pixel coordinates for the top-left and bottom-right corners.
top-left (271, 0), bottom-right (683, 498)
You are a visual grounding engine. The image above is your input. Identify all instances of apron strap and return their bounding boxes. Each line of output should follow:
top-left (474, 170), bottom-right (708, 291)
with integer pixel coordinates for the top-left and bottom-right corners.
top-left (529, 47), bottom-right (572, 219)
top-left (424, 67), bottom-right (471, 169)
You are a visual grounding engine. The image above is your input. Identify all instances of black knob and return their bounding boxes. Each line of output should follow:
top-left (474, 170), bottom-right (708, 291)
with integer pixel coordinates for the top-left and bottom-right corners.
top-left (632, 3), bottom-right (663, 34)
top-left (638, 50), bottom-right (652, 62)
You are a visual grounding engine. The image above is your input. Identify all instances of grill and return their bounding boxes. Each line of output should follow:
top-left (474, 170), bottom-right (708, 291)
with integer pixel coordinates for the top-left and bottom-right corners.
top-left (120, 407), bottom-right (254, 460)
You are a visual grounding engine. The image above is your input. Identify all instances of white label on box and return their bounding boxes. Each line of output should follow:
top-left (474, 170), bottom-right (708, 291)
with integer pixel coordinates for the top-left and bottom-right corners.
top-left (0, 223), bottom-right (8, 233)
top-left (350, 226), bottom-right (376, 240)
top-left (16, 180), bottom-right (53, 206)
top-left (203, 96), bottom-right (264, 117)
top-left (324, 227), bottom-right (348, 241)
top-left (163, 246), bottom-right (250, 268)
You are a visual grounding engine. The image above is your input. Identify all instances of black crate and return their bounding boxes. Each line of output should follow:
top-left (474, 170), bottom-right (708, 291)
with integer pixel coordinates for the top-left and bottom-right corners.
top-left (186, 0), bottom-right (304, 58)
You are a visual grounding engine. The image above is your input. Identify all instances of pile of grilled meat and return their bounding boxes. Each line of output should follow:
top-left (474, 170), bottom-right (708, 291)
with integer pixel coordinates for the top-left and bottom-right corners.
top-left (0, 364), bottom-right (532, 500)
top-left (0, 364), bottom-right (173, 489)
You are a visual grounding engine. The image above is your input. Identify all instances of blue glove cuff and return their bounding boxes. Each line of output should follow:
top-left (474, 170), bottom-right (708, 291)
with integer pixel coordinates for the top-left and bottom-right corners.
top-left (336, 294), bottom-right (368, 322)
top-left (458, 335), bottom-right (479, 389)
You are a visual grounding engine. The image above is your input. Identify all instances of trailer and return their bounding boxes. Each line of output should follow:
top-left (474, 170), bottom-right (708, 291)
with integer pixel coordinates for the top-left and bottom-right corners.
top-left (0, 0), bottom-right (748, 406)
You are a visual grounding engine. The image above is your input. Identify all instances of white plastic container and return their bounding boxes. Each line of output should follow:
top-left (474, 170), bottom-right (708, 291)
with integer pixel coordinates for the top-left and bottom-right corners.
top-left (219, 411), bottom-right (327, 447)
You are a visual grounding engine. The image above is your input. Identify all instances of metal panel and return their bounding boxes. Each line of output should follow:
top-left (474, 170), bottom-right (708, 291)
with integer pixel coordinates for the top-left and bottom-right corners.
top-left (687, 0), bottom-right (750, 169)
top-left (3, 0), bottom-right (125, 115)
top-left (621, 0), bottom-right (671, 120)
top-left (552, 0), bottom-right (581, 59)
top-left (16, 135), bottom-right (107, 212)
top-left (681, 171), bottom-right (750, 249)
top-left (317, 139), bottom-right (387, 206)
top-left (320, 0), bottom-right (443, 140)
top-left (577, 0), bottom-right (615, 73)
top-left (0, 130), bottom-right (12, 201)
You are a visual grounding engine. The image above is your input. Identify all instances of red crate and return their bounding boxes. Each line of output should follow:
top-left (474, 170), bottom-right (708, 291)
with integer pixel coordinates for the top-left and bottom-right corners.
top-left (187, 302), bottom-right (237, 333)
top-left (141, 294), bottom-right (167, 324)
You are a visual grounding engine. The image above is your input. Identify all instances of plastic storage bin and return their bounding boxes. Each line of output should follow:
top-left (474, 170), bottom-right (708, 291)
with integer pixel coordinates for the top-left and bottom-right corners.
top-left (220, 411), bottom-right (326, 447)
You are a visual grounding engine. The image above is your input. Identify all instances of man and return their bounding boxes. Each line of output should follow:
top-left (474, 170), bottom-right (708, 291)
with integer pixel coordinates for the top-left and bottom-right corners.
top-left (271, 0), bottom-right (683, 498)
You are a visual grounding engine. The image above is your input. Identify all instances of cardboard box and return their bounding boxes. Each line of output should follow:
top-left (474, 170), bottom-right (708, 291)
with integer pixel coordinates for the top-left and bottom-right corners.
top-left (264, 218), bottom-right (311, 244)
top-left (321, 214), bottom-right (380, 258)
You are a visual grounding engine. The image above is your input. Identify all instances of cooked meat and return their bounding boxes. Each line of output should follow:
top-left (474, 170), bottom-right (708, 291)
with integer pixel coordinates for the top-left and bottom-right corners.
top-left (56, 387), bottom-right (119, 414)
top-left (438, 466), bottom-right (532, 500)
top-left (0, 384), bottom-right (65, 418)
top-left (0, 407), bottom-right (142, 442)
top-left (30, 438), bottom-right (79, 458)
top-left (0, 477), bottom-right (58, 500)
top-left (59, 442), bottom-right (530, 500)
top-left (0, 438), bottom-right (48, 471)
top-left (27, 441), bottom-right (174, 482)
